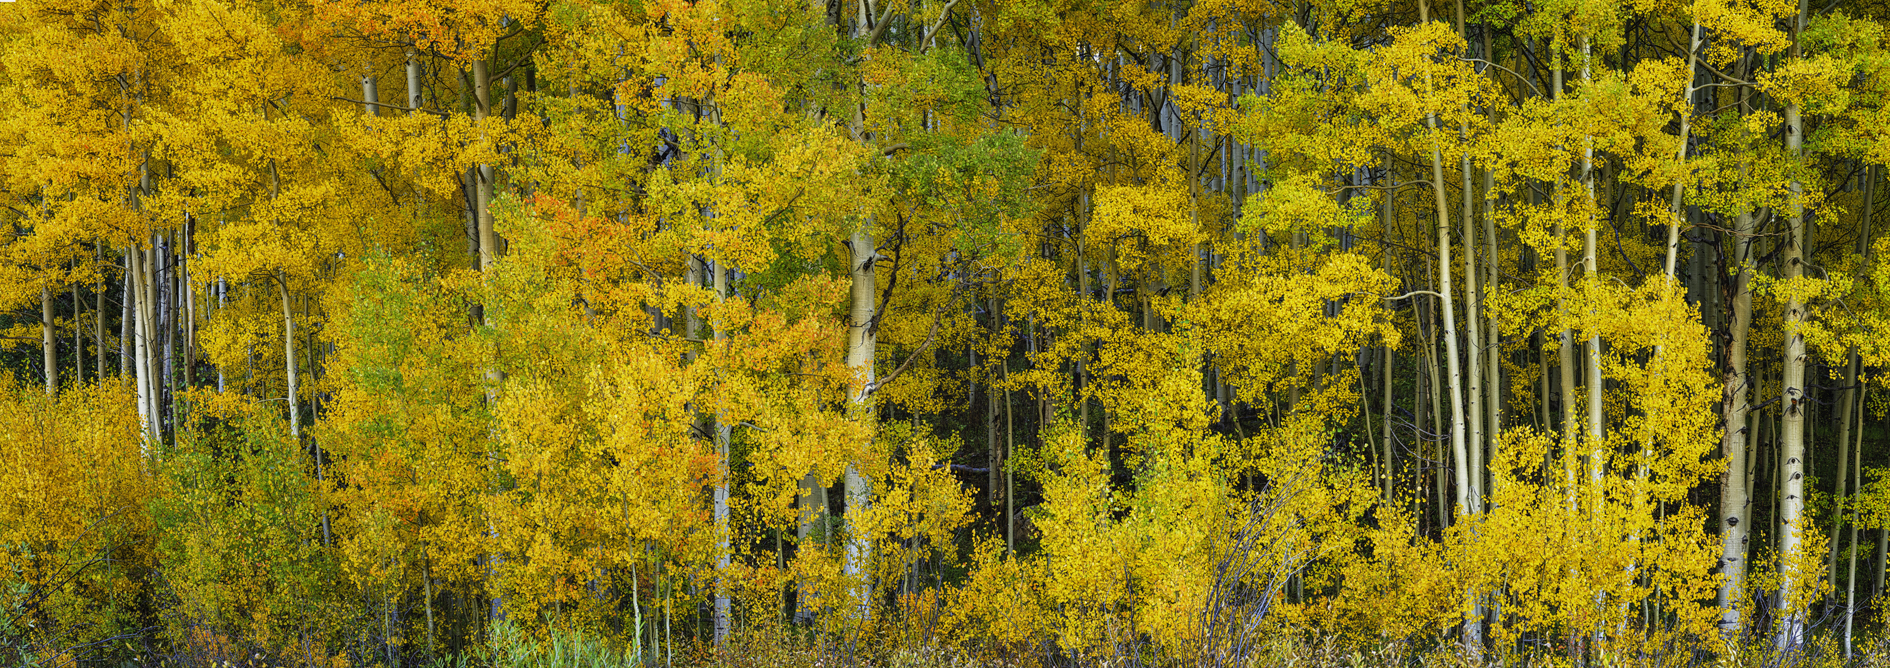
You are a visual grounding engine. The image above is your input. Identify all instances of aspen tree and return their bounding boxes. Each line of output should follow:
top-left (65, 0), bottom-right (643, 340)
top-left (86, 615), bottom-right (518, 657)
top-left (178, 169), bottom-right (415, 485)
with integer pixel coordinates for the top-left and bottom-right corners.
top-left (1775, 0), bottom-right (1812, 646)
top-left (1412, 2), bottom-right (1477, 649)
top-left (96, 248), bottom-right (106, 381)
top-left (712, 255), bottom-right (730, 645)
top-left (1453, 0), bottom-right (1484, 517)
top-left (1828, 168), bottom-right (1872, 589)
top-left (131, 243), bottom-right (161, 446)
top-left (843, 225), bottom-right (876, 611)
top-left (41, 284), bottom-right (55, 394)
top-left (1382, 167), bottom-right (1398, 502)
top-left (1716, 105), bottom-right (1763, 641)
top-left (1579, 36), bottom-right (1604, 499)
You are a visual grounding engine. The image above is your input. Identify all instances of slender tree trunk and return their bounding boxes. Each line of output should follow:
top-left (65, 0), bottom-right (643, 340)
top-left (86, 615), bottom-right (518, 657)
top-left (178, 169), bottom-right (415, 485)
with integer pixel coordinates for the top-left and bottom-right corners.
top-left (131, 246), bottom-right (160, 450)
top-left (712, 260), bottom-right (731, 646)
top-left (1422, 0), bottom-right (1472, 522)
top-left (181, 231), bottom-right (194, 393)
top-left (989, 294), bottom-right (1002, 510)
top-left (1453, 0), bottom-right (1483, 519)
top-left (1875, 528), bottom-right (1886, 602)
top-left (1831, 165), bottom-right (1877, 584)
top-left (1461, 154), bottom-right (1484, 511)
top-left (1665, 19), bottom-right (1701, 277)
top-left (407, 50), bottom-right (422, 112)
top-left (628, 559), bottom-right (647, 664)
top-left (1077, 201), bottom-right (1098, 436)
top-left (278, 276), bottom-right (331, 552)
top-left (143, 241), bottom-right (161, 444)
top-left (95, 246), bottom-right (105, 382)
top-left (1418, 6), bottom-right (1469, 523)
top-left (159, 234), bottom-right (173, 439)
top-left (1413, 4), bottom-right (1477, 630)
top-left (1775, 97), bottom-right (1811, 651)
top-left (215, 278), bottom-right (227, 392)
top-left (1433, 120), bottom-right (1481, 666)
top-left (1483, 168), bottom-right (1500, 500)
top-left (42, 284), bottom-right (56, 395)
top-left (121, 256), bottom-right (132, 381)
top-left (843, 227), bottom-right (877, 616)
top-left (1379, 347), bottom-right (1395, 501)
top-left (472, 58), bottom-right (495, 274)
top-left (1717, 197), bottom-right (1757, 635)
top-left (1382, 167), bottom-right (1398, 501)
top-left (1846, 388), bottom-right (1866, 656)
top-left (1830, 353), bottom-right (1860, 581)
top-left (280, 289), bottom-right (298, 440)
top-left (795, 470), bottom-right (828, 623)
top-left (1581, 37), bottom-right (1604, 491)
top-left (1105, 249), bottom-right (1119, 449)
top-left (1853, 165), bottom-right (1879, 647)
top-left (1005, 364), bottom-right (1015, 556)
top-left (1551, 56), bottom-right (1578, 495)
top-left (72, 278), bottom-right (82, 387)
top-left (1381, 344), bottom-right (1395, 500)
top-left (1420, 269), bottom-right (1445, 531)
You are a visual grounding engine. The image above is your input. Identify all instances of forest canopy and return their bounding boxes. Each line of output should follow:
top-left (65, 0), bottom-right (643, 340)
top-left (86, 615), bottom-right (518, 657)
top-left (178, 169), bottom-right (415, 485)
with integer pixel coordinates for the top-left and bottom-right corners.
top-left (5, 0), bottom-right (1890, 665)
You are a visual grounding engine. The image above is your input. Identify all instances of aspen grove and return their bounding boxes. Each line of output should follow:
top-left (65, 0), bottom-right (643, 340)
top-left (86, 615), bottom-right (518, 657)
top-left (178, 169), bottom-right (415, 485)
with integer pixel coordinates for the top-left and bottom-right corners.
top-left (10, 0), bottom-right (1890, 665)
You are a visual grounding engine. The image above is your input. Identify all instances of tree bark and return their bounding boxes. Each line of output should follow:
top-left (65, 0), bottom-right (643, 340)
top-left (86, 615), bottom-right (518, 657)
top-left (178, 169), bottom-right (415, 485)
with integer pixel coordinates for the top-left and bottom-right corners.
top-left (843, 226), bottom-right (877, 617)
top-left (1875, 527), bottom-right (1886, 602)
top-left (712, 260), bottom-right (731, 646)
top-left (1415, 0), bottom-right (1476, 640)
top-left (1664, 18), bottom-right (1702, 278)
top-left (1716, 187), bottom-right (1757, 636)
top-left (1461, 151), bottom-right (1484, 511)
top-left (794, 471), bottom-right (828, 624)
top-left (279, 278), bottom-right (300, 438)
top-left (131, 245), bottom-right (160, 450)
top-left (1420, 268), bottom-right (1445, 531)
top-left (989, 294), bottom-right (1002, 510)
top-left (1483, 168), bottom-right (1500, 500)
top-left (41, 284), bottom-right (56, 395)
top-left (1454, 0), bottom-right (1483, 516)
top-left (1005, 361), bottom-right (1015, 556)
top-left (1775, 96), bottom-right (1810, 650)
top-left (95, 246), bottom-right (105, 382)
top-left (159, 234), bottom-right (173, 436)
top-left (1829, 353), bottom-right (1861, 582)
top-left (1581, 37), bottom-right (1604, 494)
top-left (1382, 167), bottom-right (1398, 501)
top-left (407, 50), bottom-right (422, 112)
top-left (1830, 164), bottom-right (1876, 585)
top-left (1845, 387), bottom-right (1866, 656)
top-left (1551, 55), bottom-right (1578, 502)
top-left (72, 277), bottom-right (82, 387)
top-left (472, 57), bottom-right (495, 274)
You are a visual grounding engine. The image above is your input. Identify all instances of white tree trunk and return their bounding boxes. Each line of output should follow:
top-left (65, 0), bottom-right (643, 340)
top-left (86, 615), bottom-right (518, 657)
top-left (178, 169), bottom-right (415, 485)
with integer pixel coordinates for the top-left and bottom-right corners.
top-left (712, 260), bottom-right (731, 645)
top-left (843, 226), bottom-right (877, 619)
top-left (1422, 76), bottom-right (1478, 655)
top-left (472, 58), bottom-right (495, 273)
top-left (1582, 37), bottom-right (1605, 492)
top-left (131, 245), bottom-right (161, 451)
top-left (41, 283), bottom-right (56, 395)
top-left (1460, 150), bottom-right (1484, 511)
top-left (1482, 168), bottom-right (1501, 500)
top-left (1716, 178), bottom-right (1759, 637)
top-left (280, 276), bottom-right (299, 443)
top-left (1776, 96), bottom-right (1810, 650)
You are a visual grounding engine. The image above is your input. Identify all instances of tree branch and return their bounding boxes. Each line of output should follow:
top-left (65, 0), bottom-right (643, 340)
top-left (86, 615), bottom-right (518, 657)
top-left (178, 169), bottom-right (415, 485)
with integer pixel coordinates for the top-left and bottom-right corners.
top-left (919, 0), bottom-right (962, 54)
